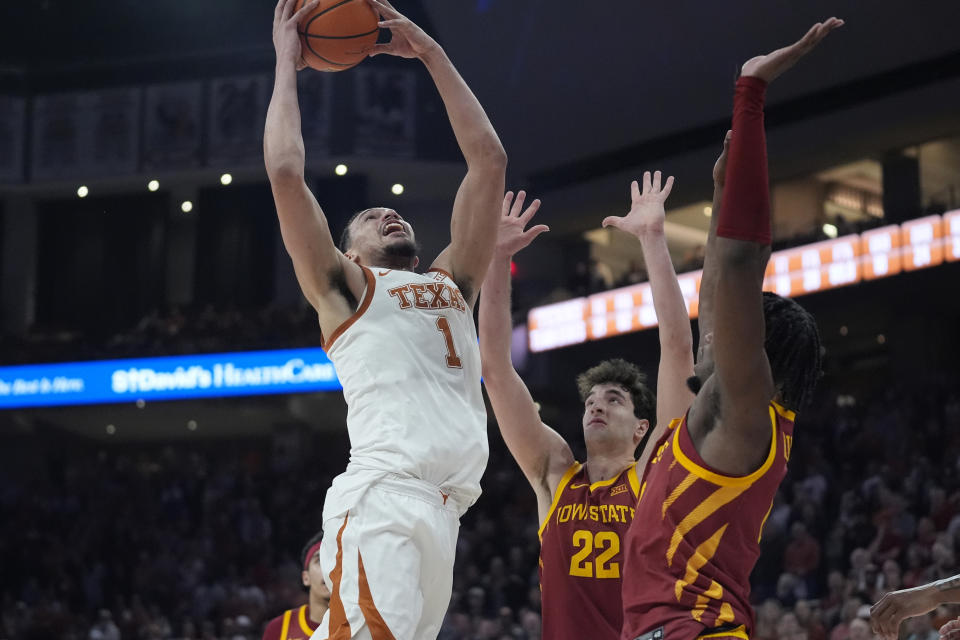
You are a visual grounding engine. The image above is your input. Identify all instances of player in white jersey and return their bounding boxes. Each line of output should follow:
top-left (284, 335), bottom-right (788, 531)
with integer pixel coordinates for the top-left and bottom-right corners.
top-left (265, 0), bottom-right (506, 638)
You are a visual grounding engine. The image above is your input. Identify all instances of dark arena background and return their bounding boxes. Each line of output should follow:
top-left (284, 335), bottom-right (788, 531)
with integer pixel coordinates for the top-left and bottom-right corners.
top-left (3, 2), bottom-right (960, 639)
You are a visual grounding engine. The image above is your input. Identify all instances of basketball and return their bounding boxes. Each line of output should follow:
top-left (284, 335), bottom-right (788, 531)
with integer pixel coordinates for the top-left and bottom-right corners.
top-left (295, 0), bottom-right (380, 72)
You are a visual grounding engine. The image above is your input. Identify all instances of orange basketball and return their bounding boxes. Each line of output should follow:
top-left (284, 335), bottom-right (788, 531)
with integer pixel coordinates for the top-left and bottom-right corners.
top-left (295, 0), bottom-right (380, 72)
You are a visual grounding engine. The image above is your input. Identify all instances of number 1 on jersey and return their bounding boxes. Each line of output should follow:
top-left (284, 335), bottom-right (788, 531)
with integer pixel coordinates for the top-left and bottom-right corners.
top-left (436, 316), bottom-right (462, 368)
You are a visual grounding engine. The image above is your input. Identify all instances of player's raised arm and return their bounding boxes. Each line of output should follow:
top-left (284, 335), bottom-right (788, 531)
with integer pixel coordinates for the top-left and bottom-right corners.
top-left (264, 0), bottom-right (364, 322)
top-left (705, 20), bottom-right (842, 474)
top-left (871, 575), bottom-right (960, 640)
top-left (695, 131), bottom-right (732, 355)
top-left (367, 0), bottom-right (507, 306)
top-left (601, 172), bottom-right (695, 469)
top-left (479, 192), bottom-right (574, 511)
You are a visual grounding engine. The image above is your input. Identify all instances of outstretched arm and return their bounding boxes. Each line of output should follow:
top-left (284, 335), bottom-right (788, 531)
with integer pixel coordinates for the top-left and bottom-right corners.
top-left (479, 192), bottom-right (574, 513)
top-left (369, 0), bottom-right (507, 305)
top-left (871, 575), bottom-right (960, 640)
top-left (698, 19), bottom-right (843, 475)
top-left (696, 131), bottom-right (731, 352)
top-left (264, 0), bottom-right (364, 328)
top-left (602, 171), bottom-right (695, 471)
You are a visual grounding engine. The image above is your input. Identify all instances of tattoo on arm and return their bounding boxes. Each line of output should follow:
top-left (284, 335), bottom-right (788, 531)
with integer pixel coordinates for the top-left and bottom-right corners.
top-left (935, 575), bottom-right (960, 591)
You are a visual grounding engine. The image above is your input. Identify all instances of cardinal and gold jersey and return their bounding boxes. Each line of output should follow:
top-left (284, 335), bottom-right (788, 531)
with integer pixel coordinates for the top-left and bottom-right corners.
top-left (262, 605), bottom-right (318, 640)
top-left (620, 403), bottom-right (796, 640)
top-left (539, 461), bottom-right (641, 640)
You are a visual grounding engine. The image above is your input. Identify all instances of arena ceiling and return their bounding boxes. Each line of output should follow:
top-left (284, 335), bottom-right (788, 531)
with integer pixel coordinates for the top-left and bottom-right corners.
top-left (4, 1), bottom-right (960, 225)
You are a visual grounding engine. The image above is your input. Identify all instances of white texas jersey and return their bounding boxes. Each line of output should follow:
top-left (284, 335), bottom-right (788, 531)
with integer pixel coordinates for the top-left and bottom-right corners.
top-left (322, 265), bottom-right (488, 519)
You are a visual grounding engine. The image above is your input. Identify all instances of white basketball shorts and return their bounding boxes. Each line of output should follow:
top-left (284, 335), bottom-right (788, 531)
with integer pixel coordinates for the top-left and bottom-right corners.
top-left (310, 474), bottom-right (462, 640)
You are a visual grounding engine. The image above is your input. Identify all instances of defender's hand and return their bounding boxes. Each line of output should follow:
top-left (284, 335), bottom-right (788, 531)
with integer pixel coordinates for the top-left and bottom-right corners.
top-left (495, 191), bottom-right (548, 259)
top-left (602, 171), bottom-right (675, 238)
top-left (740, 18), bottom-right (844, 83)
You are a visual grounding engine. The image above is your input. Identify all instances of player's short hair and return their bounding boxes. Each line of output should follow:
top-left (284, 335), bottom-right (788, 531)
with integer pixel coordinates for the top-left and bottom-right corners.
top-left (576, 359), bottom-right (656, 422)
top-left (339, 209), bottom-right (370, 252)
top-left (762, 292), bottom-right (822, 410)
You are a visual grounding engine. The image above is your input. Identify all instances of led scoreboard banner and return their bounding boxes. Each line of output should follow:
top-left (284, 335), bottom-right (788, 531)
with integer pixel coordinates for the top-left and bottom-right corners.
top-left (529, 209), bottom-right (960, 353)
top-left (0, 348), bottom-right (342, 409)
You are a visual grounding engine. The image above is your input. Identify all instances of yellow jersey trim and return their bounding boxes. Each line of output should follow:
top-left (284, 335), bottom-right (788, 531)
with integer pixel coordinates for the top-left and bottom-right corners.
top-left (279, 608), bottom-right (292, 640)
top-left (627, 462), bottom-right (641, 498)
top-left (672, 405), bottom-right (779, 487)
top-left (699, 624), bottom-right (749, 640)
top-left (771, 401), bottom-right (796, 422)
top-left (569, 462), bottom-right (639, 492)
top-left (296, 605), bottom-right (313, 637)
top-left (538, 462), bottom-right (581, 539)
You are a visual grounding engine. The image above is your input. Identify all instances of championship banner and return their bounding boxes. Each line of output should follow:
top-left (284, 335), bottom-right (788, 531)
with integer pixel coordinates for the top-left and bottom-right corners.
top-left (354, 68), bottom-right (416, 157)
top-left (31, 92), bottom-right (83, 180)
top-left (298, 70), bottom-right (334, 153)
top-left (143, 82), bottom-right (203, 169)
top-left (0, 96), bottom-right (26, 183)
top-left (88, 87), bottom-right (141, 177)
top-left (207, 74), bottom-right (270, 166)
top-left (32, 89), bottom-right (140, 180)
top-left (0, 348), bottom-right (342, 409)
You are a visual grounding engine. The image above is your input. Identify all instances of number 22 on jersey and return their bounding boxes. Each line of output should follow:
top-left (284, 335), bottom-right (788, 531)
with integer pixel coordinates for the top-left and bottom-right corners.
top-left (569, 530), bottom-right (620, 579)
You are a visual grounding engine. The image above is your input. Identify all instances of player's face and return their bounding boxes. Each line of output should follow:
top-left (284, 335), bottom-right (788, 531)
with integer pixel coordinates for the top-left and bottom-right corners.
top-left (302, 551), bottom-right (331, 600)
top-left (349, 208), bottom-right (417, 261)
top-left (582, 383), bottom-right (644, 447)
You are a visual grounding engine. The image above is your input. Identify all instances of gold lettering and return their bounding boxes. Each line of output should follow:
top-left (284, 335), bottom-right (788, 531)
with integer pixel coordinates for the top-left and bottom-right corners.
top-left (589, 505), bottom-right (599, 521)
top-left (558, 505), bottom-right (572, 523)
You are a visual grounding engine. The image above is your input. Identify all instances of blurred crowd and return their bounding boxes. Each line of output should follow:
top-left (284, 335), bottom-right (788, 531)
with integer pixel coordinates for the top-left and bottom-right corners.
top-left (0, 304), bottom-right (325, 366)
top-left (3, 365), bottom-right (960, 639)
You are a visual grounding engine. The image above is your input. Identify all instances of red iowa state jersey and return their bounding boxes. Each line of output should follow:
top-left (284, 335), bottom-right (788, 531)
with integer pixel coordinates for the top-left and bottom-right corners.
top-left (621, 403), bottom-right (796, 640)
top-left (261, 604), bottom-right (318, 640)
top-left (539, 461), bottom-right (641, 640)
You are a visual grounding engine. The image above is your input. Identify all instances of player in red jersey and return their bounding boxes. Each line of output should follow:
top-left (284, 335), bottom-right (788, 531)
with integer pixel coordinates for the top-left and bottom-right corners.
top-left (479, 176), bottom-right (695, 640)
top-left (620, 19), bottom-right (842, 640)
top-left (262, 533), bottom-right (330, 640)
